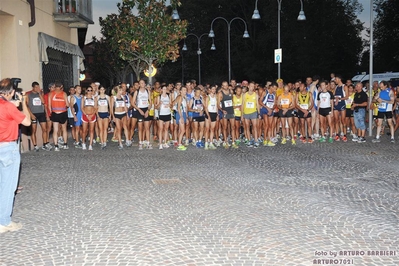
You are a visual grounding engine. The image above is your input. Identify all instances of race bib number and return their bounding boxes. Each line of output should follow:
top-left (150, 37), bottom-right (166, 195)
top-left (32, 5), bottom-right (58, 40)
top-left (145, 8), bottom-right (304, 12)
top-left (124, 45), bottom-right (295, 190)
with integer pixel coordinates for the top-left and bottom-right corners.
top-left (345, 98), bottom-right (353, 105)
top-left (266, 102), bottom-right (274, 108)
top-left (140, 100), bottom-right (148, 106)
top-left (281, 99), bottom-right (289, 105)
top-left (246, 101), bottom-right (254, 109)
top-left (85, 98), bottom-right (95, 106)
top-left (300, 104), bottom-right (308, 110)
top-left (33, 97), bottom-right (42, 106)
top-left (115, 101), bottom-right (124, 108)
top-left (378, 102), bottom-right (387, 109)
top-left (210, 104), bottom-right (216, 112)
top-left (224, 100), bottom-right (233, 107)
top-left (335, 95), bottom-right (342, 102)
top-left (98, 99), bottom-right (107, 106)
top-left (321, 97), bottom-right (327, 102)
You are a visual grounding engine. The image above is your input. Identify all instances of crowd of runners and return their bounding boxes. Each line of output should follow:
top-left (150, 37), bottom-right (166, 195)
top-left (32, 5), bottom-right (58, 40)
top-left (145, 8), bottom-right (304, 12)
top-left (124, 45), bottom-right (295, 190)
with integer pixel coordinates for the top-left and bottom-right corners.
top-left (24, 74), bottom-right (399, 151)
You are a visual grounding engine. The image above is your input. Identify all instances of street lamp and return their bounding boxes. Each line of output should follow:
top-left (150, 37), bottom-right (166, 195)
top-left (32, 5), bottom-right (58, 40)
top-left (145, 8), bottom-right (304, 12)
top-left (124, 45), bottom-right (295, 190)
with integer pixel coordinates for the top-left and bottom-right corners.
top-left (208, 17), bottom-right (250, 82)
top-left (182, 33), bottom-right (214, 85)
top-left (252, 0), bottom-right (306, 79)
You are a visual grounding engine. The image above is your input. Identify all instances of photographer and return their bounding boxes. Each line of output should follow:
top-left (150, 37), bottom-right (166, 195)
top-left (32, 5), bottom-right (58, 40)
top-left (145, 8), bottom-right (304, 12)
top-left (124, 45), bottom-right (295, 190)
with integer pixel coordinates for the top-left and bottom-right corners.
top-left (0, 78), bottom-right (31, 234)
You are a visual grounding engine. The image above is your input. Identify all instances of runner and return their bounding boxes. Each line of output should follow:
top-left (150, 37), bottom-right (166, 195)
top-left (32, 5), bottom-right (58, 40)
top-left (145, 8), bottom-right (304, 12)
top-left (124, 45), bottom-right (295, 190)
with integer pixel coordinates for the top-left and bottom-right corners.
top-left (345, 84), bottom-right (357, 141)
top-left (204, 85), bottom-right (218, 150)
top-left (217, 81), bottom-right (236, 148)
top-left (48, 82), bottom-right (69, 151)
top-left (317, 81), bottom-right (334, 143)
top-left (175, 86), bottom-right (188, 151)
top-left (25, 82), bottom-right (50, 151)
top-left (277, 85), bottom-right (295, 145)
top-left (233, 86), bottom-right (243, 145)
top-left (96, 85), bottom-right (110, 149)
top-left (259, 83), bottom-right (276, 146)
top-left (188, 87), bottom-right (205, 148)
top-left (372, 80), bottom-right (395, 143)
top-left (69, 85), bottom-right (83, 148)
top-left (351, 82), bottom-right (368, 143)
top-left (333, 75), bottom-right (349, 142)
top-left (155, 85), bottom-right (171, 149)
top-left (296, 83), bottom-right (314, 143)
top-left (131, 80), bottom-right (152, 150)
top-left (110, 86), bottom-right (129, 149)
top-left (121, 83), bottom-right (132, 147)
top-left (81, 86), bottom-right (98, 151)
top-left (242, 82), bottom-right (260, 148)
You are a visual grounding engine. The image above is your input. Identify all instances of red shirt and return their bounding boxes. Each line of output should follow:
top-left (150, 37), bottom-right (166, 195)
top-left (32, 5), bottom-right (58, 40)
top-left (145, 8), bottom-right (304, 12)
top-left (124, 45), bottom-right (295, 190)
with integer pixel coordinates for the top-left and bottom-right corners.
top-left (0, 98), bottom-right (25, 142)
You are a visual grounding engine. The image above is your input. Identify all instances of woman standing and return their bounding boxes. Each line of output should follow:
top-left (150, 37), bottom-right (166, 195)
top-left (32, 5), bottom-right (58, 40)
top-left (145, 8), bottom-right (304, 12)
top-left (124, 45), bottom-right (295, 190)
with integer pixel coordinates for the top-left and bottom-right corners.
top-left (96, 85), bottom-right (110, 149)
top-left (110, 86), bottom-right (129, 150)
top-left (277, 85), bottom-right (295, 145)
top-left (155, 85), bottom-right (172, 149)
top-left (242, 82), bottom-right (260, 148)
top-left (175, 86), bottom-right (188, 151)
top-left (81, 86), bottom-right (98, 150)
top-left (204, 85), bottom-right (218, 150)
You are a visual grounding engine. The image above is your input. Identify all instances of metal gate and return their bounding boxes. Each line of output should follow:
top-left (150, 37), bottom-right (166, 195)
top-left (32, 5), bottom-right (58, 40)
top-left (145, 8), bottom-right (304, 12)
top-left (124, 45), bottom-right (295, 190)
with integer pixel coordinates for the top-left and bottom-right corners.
top-left (42, 47), bottom-right (73, 93)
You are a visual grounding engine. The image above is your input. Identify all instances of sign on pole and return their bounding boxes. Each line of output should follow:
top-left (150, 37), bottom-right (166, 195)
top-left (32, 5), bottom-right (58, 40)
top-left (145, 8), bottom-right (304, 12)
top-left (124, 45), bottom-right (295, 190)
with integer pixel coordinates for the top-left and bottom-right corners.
top-left (274, 48), bottom-right (282, 64)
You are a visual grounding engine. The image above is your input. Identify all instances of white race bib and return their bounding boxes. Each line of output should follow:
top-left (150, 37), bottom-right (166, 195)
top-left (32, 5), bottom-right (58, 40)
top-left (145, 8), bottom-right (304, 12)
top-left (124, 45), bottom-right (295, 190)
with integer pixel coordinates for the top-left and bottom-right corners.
top-left (33, 97), bottom-right (42, 106)
top-left (345, 98), bottom-right (353, 105)
top-left (281, 99), bottom-right (289, 105)
top-left (266, 102), bottom-right (274, 108)
top-left (246, 102), bottom-right (254, 109)
top-left (98, 99), bottom-right (108, 106)
top-left (378, 102), bottom-right (387, 109)
top-left (300, 104), bottom-right (308, 110)
top-left (224, 100), bottom-right (233, 107)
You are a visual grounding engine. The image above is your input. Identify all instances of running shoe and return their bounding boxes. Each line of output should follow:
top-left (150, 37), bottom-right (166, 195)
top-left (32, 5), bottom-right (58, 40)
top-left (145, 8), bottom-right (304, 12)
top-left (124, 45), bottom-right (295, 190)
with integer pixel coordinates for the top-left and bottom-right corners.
top-left (147, 144), bottom-right (153, 150)
top-left (177, 144), bottom-right (187, 151)
top-left (334, 135), bottom-right (340, 141)
top-left (34, 146), bottom-right (39, 152)
top-left (232, 143), bottom-right (239, 149)
top-left (372, 138), bottom-right (380, 143)
top-left (341, 136), bottom-right (348, 142)
top-left (58, 137), bottom-right (64, 145)
top-left (45, 143), bottom-right (53, 150)
top-left (319, 137), bottom-right (326, 143)
top-left (209, 143), bottom-right (217, 150)
top-left (42, 145), bottom-right (51, 151)
top-left (196, 141), bottom-right (202, 148)
top-left (54, 145), bottom-right (60, 152)
top-left (286, 136), bottom-right (291, 141)
top-left (352, 136), bottom-right (359, 142)
top-left (63, 144), bottom-right (69, 150)
top-left (82, 143), bottom-right (87, 150)
top-left (88, 145), bottom-right (93, 151)
top-left (390, 138), bottom-right (395, 143)
top-left (235, 139), bottom-right (241, 145)
top-left (139, 143), bottom-right (143, 150)
top-left (281, 138), bottom-right (287, 145)
top-left (357, 137), bottom-right (366, 143)
top-left (267, 141), bottom-right (276, 147)
top-left (328, 137), bottom-right (333, 143)
top-left (159, 144), bottom-right (163, 150)
top-left (163, 143), bottom-right (170, 148)
top-left (254, 142), bottom-right (260, 148)
top-left (204, 143), bottom-right (209, 150)
top-left (126, 140), bottom-right (132, 147)
top-left (111, 137), bottom-right (118, 143)
top-left (307, 138), bottom-right (314, 144)
top-left (96, 137), bottom-right (100, 143)
top-left (118, 144), bottom-right (123, 150)
top-left (291, 139), bottom-right (296, 145)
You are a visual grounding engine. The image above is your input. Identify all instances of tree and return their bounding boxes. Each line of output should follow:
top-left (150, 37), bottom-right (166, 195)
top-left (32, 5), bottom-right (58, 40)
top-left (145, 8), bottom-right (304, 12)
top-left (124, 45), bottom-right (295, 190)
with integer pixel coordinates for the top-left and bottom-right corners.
top-left (99, 0), bottom-right (188, 84)
top-left (373, 0), bottom-right (399, 72)
top-left (87, 37), bottom-right (132, 88)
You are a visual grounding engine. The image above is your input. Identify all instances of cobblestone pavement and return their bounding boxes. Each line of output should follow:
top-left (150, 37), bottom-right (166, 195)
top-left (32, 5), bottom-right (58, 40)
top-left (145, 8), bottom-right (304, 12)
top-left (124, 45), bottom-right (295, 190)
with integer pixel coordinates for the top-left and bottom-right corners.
top-left (1, 135), bottom-right (398, 266)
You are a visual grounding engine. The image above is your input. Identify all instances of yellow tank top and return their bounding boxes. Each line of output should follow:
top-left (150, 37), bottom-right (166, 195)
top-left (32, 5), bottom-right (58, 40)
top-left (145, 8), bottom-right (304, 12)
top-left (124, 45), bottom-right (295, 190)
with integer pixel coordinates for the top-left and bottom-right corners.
top-left (345, 93), bottom-right (355, 109)
top-left (372, 89), bottom-right (380, 116)
top-left (276, 87), bottom-right (284, 98)
top-left (243, 92), bottom-right (257, 114)
top-left (298, 92), bottom-right (310, 110)
top-left (233, 94), bottom-right (242, 117)
top-left (149, 90), bottom-right (161, 116)
top-left (280, 93), bottom-right (291, 109)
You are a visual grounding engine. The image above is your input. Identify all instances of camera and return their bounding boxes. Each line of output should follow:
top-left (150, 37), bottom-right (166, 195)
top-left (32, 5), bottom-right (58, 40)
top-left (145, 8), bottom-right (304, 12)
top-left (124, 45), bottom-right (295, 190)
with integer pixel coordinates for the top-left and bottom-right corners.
top-left (11, 78), bottom-right (23, 101)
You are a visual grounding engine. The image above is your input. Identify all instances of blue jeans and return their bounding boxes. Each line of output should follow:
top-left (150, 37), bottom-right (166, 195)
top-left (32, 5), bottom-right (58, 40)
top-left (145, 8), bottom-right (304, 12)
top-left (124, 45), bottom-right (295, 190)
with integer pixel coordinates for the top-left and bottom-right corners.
top-left (354, 108), bottom-right (366, 130)
top-left (0, 142), bottom-right (20, 226)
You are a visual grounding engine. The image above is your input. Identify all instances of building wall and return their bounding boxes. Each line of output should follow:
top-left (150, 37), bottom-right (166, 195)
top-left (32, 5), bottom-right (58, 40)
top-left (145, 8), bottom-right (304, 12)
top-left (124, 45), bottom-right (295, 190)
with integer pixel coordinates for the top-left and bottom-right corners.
top-left (0, 0), bottom-right (83, 151)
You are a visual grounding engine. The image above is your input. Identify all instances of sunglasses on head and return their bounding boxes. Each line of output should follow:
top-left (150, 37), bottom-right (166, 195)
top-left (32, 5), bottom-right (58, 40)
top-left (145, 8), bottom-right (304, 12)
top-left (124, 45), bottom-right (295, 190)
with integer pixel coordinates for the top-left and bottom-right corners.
top-left (87, 90), bottom-right (93, 92)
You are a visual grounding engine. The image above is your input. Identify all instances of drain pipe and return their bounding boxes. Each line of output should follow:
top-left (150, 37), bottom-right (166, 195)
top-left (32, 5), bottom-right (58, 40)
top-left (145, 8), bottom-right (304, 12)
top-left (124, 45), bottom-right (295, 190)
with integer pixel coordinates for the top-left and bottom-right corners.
top-left (27, 0), bottom-right (36, 27)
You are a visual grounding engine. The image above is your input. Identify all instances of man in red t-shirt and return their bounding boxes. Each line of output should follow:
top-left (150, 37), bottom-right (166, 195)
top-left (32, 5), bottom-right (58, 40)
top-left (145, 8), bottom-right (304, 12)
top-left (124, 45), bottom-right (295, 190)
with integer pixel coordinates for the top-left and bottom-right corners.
top-left (0, 78), bottom-right (31, 234)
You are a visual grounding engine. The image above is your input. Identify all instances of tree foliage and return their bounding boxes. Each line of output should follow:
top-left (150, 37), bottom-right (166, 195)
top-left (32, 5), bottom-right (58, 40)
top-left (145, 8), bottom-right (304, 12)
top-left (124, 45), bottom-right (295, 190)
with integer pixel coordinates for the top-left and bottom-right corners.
top-left (99, 0), bottom-right (188, 82)
top-left (373, 0), bottom-right (399, 72)
top-left (159, 0), bottom-right (364, 84)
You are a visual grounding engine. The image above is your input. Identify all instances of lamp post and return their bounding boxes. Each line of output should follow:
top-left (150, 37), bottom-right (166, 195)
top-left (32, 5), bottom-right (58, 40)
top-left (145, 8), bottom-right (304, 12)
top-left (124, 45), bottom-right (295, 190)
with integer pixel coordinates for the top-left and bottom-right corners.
top-left (182, 33), bottom-right (213, 85)
top-left (252, 0), bottom-right (306, 79)
top-left (368, 0), bottom-right (374, 136)
top-left (208, 17), bottom-right (250, 82)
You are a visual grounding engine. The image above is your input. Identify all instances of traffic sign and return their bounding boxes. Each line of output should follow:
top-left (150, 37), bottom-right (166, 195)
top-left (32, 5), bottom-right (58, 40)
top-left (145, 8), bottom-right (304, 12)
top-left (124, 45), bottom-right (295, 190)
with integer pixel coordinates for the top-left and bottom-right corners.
top-left (274, 48), bottom-right (282, 64)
